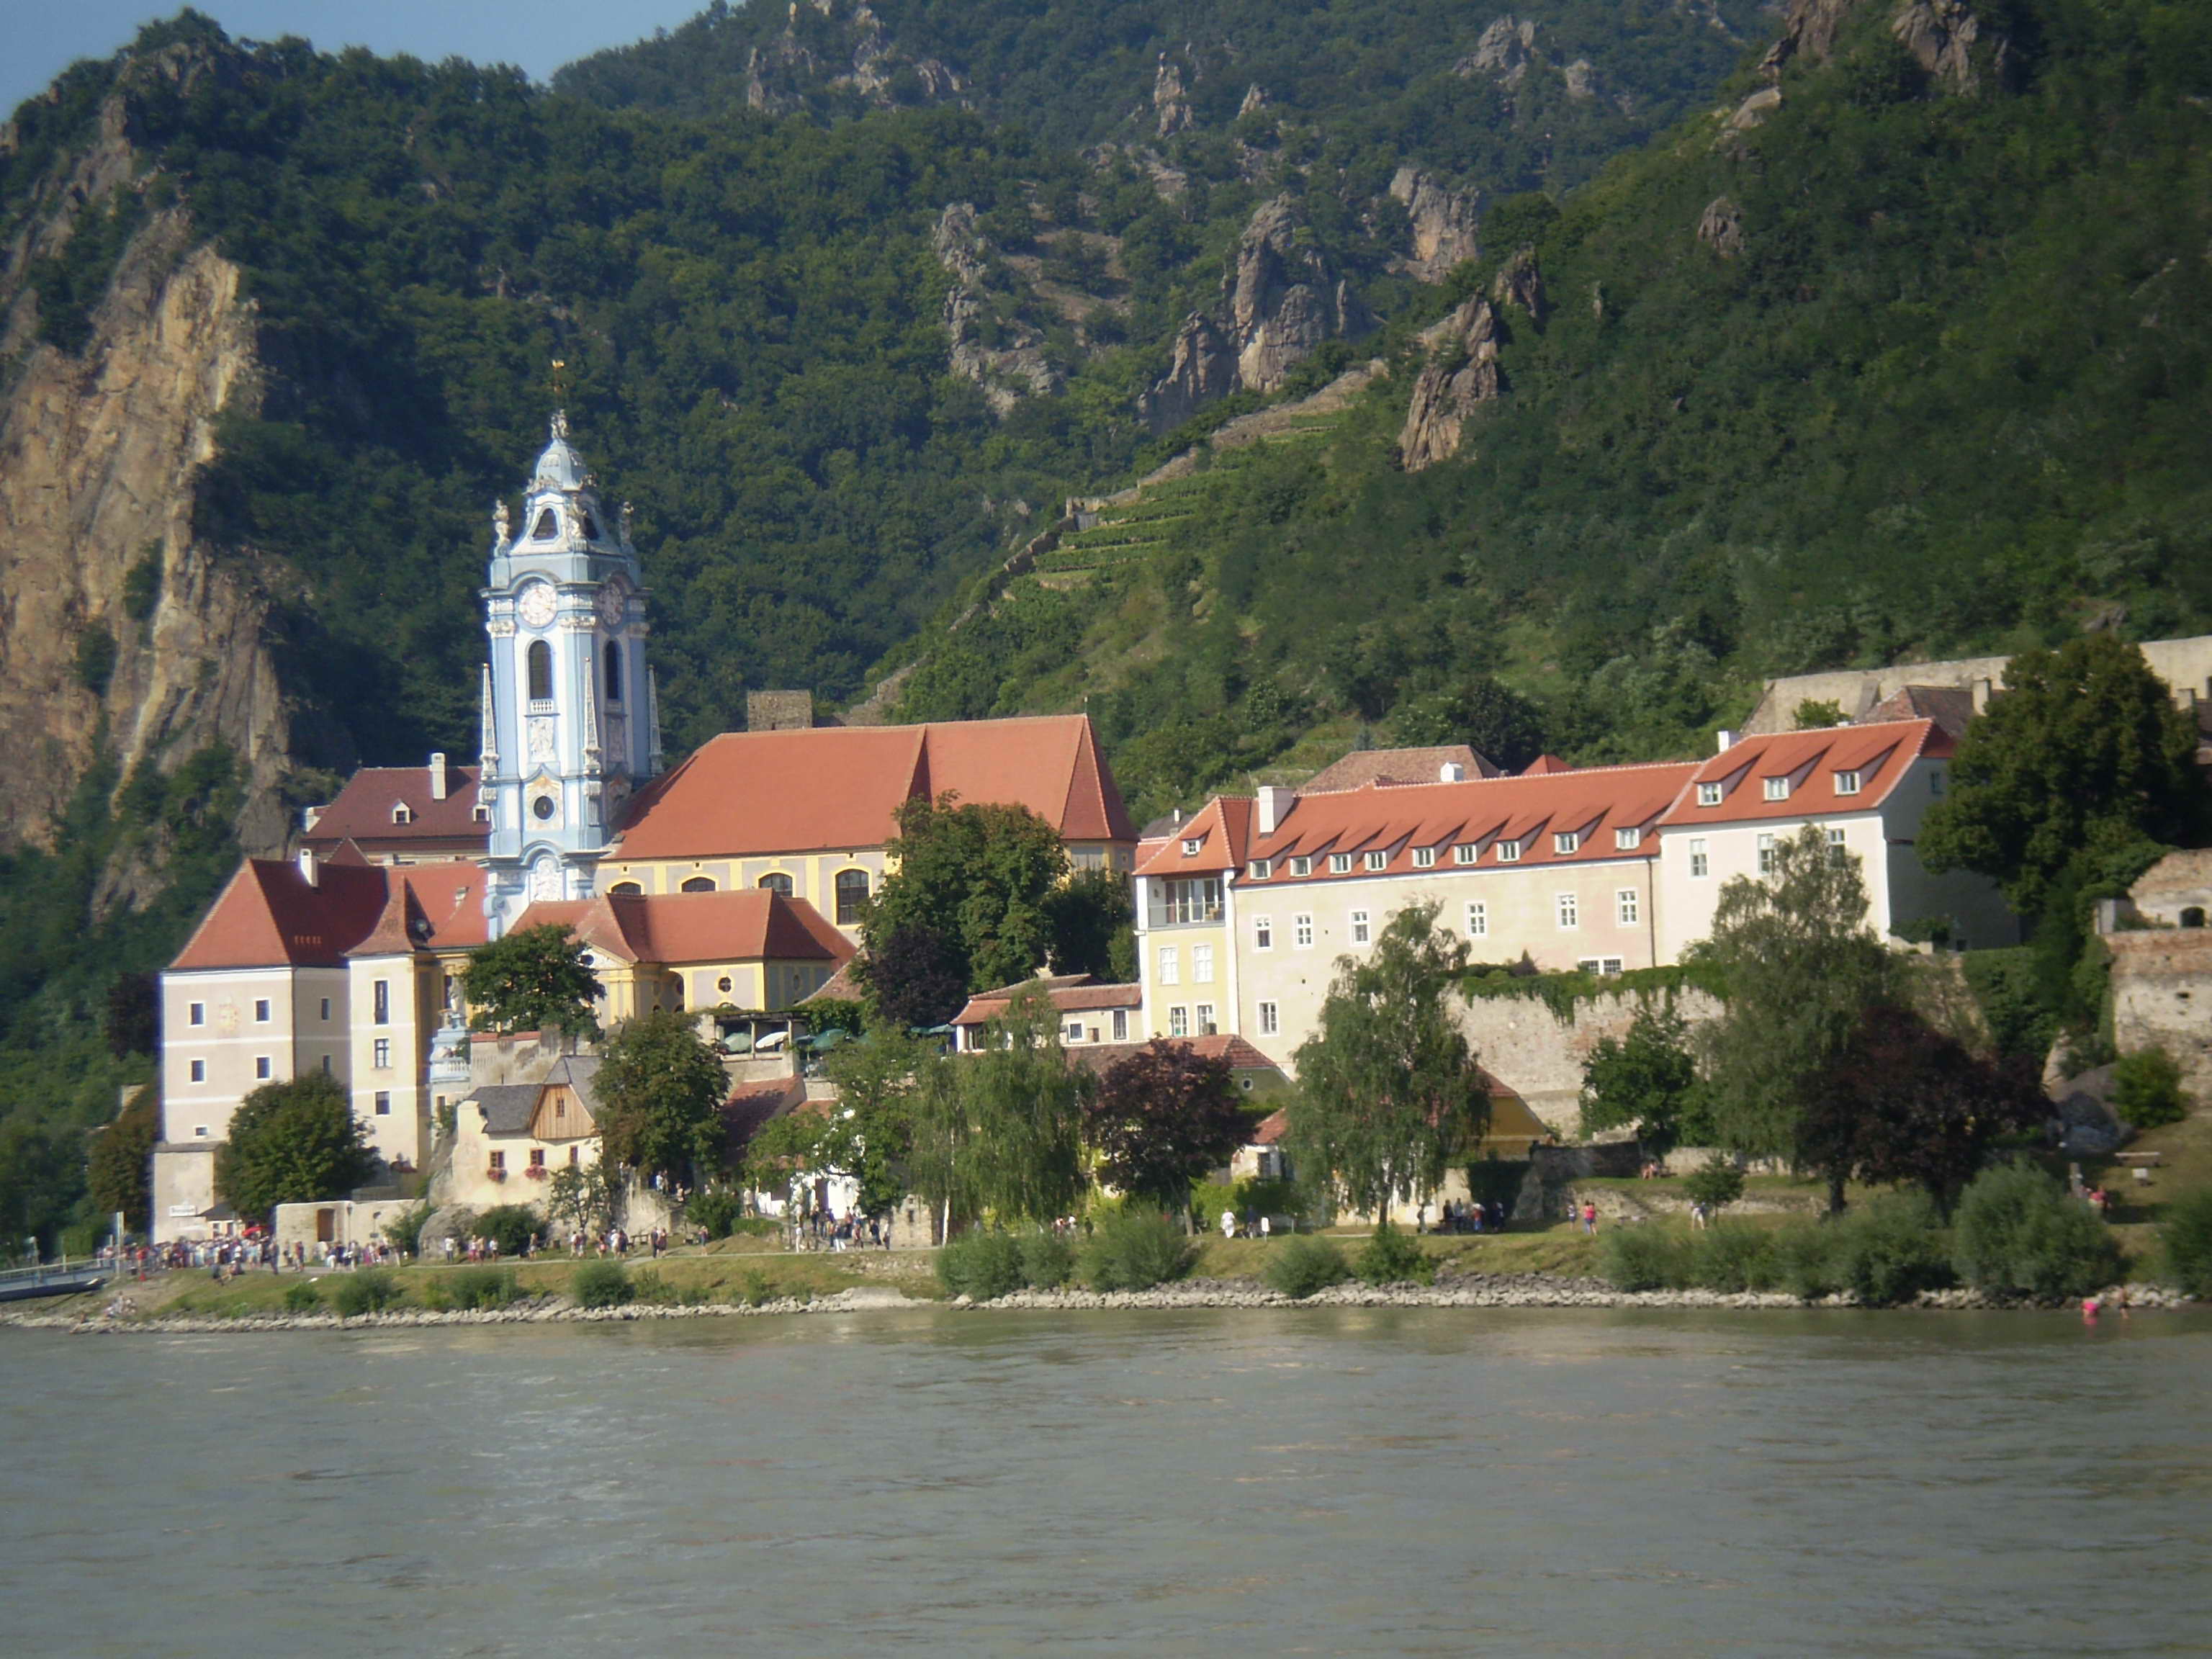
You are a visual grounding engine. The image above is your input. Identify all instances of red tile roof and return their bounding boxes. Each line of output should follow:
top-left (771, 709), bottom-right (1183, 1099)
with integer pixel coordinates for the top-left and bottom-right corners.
top-left (349, 861), bottom-right (491, 956)
top-left (300, 765), bottom-right (487, 848)
top-left (1249, 1107), bottom-right (1290, 1146)
top-left (952, 976), bottom-right (1141, 1027)
top-left (1519, 754), bottom-right (1573, 775)
top-left (1133, 794), bottom-right (1254, 878)
top-left (1657, 719), bottom-right (1947, 828)
top-left (1064, 1033), bottom-right (1284, 1076)
top-left (1863, 685), bottom-right (1975, 738)
top-left (170, 858), bottom-right (393, 970)
top-left (1300, 745), bottom-right (1501, 792)
top-left (1237, 762), bottom-right (1698, 886)
top-left (509, 889), bottom-right (856, 968)
top-left (609, 715), bottom-right (1135, 860)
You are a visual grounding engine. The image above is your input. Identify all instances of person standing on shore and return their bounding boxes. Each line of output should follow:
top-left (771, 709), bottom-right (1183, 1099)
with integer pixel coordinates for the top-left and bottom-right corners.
top-left (1581, 1200), bottom-right (1599, 1236)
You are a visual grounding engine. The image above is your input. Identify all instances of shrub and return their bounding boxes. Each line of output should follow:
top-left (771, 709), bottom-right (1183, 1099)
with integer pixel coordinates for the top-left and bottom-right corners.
top-left (1017, 1229), bottom-right (1076, 1290)
top-left (1266, 1233), bottom-right (1349, 1298)
top-left (1771, 1222), bottom-right (1840, 1300)
top-left (572, 1260), bottom-right (633, 1308)
top-left (329, 1268), bottom-right (402, 1317)
top-left (447, 1266), bottom-right (518, 1310)
top-left (1952, 1162), bottom-right (2123, 1299)
top-left (736, 1268), bottom-right (774, 1308)
top-left (1080, 1208), bottom-right (1195, 1291)
top-left (685, 1187), bottom-right (748, 1239)
top-left (282, 1280), bottom-right (323, 1313)
top-left (2110, 1048), bottom-right (2188, 1130)
top-left (1683, 1161), bottom-right (1745, 1211)
top-left (1827, 1195), bottom-right (1953, 1305)
top-left (2157, 1187), bottom-right (2212, 1297)
top-left (1355, 1218), bottom-right (1434, 1285)
top-left (629, 1269), bottom-right (669, 1304)
top-left (383, 1202), bottom-right (431, 1259)
top-left (938, 1230), bottom-right (1025, 1300)
top-left (1599, 1224), bottom-right (1694, 1291)
top-left (1690, 1222), bottom-right (1776, 1292)
top-left (475, 1204), bottom-right (543, 1257)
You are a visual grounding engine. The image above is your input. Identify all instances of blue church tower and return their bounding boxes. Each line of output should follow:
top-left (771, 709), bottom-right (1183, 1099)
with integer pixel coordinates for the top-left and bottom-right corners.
top-left (480, 412), bottom-right (662, 932)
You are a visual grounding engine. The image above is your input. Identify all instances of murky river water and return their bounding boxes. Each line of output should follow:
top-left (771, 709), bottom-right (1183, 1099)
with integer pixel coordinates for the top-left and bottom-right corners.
top-left (3, 1307), bottom-right (2206, 1655)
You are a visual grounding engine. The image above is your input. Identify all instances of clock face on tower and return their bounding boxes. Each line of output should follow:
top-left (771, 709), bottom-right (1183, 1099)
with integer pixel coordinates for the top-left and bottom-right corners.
top-left (597, 583), bottom-right (628, 629)
top-left (517, 581), bottom-right (557, 629)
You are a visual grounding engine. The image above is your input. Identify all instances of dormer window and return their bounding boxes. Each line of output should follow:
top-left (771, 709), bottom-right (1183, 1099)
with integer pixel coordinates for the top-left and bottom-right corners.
top-left (1615, 827), bottom-right (1641, 850)
top-left (1697, 782), bottom-right (1724, 807)
top-left (1453, 844), bottom-right (1477, 866)
top-left (1330, 853), bottom-right (1352, 874)
top-left (531, 508), bottom-right (558, 539)
top-left (472, 802), bottom-right (492, 824)
top-left (1763, 777), bottom-right (1791, 801)
top-left (1249, 859), bottom-right (1272, 880)
top-left (1554, 832), bottom-right (1580, 855)
top-left (1413, 847), bottom-right (1436, 868)
top-left (1182, 837), bottom-right (1203, 858)
top-left (1834, 769), bottom-right (1861, 796)
top-left (1496, 839), bottom-right (1521, 863)
top-left (1364, 850), bottom-right (1388, 871)
top-left (1289, 856), bottom-right (1311, 877)
top-left (391, 803), bottom-right (415, 825)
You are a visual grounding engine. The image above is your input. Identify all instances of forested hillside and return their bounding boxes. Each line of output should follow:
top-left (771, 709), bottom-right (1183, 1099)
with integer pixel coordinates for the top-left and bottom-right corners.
top-left (894, 0), bottom-right (2212, 810)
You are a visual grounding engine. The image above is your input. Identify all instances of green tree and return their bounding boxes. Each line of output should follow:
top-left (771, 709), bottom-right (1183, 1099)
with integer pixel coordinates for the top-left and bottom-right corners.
top-left (862, 794), bottom-right (1069, 996)
top-left (1951, 1161), bottom-right (2122, 1300)
top-left (1044, 866), bottom-right (1136, 981)
top-left (1386, 675), bottom-right (1547, 770)
top-left (1086, 1039), bottom-right (1246, 1215)
top-left (1692, 827), bottom-right (1901, 1202)
top-left (1920, 637), bottom-right (2208, 918)
top-left (547, 1160), bottom-right (620, 1233)
top-left (861, 923), bottom-right (971, 1030)
top-left (462, 924), bottom-right (602, 1042)
top-left (744, 1031), bottom-right (932, 1218)
top-left (1577, 1002), bottom-right (1709, 1159)
top-left (1793, 698), bottom-right (1845, 729)
top-left (87, 1085), bottom-right (158, 1232)
top-left (592, 1009), bottom-right (729, 1186)
top-left (2110, 1046), bottom-right (2188, 1130)
top-left (0, 1120), bottom-right (84, 1257)
top-left (214, 1073), bottom-right (376, 1226)
top-left (1289, 903), bottom-right (1490, 1221)
top-left (909, 983), bottom-right (1088, 1226)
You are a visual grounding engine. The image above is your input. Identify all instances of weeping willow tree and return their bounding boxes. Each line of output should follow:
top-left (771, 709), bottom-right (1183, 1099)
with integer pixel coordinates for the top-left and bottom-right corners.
top-left (909, 983), bottom-right (1090, 1231)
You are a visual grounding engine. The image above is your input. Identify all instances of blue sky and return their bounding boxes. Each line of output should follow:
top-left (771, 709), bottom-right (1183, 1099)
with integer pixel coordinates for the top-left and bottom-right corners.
top-left (5, 1), bottom-right (714, 116)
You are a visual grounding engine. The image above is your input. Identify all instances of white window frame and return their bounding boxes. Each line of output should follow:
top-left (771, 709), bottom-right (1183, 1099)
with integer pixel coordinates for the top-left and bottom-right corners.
top-left (1758, 832), bottom-right (1779, 876)
top-left (1617, 888), bottom-right (1639, 926)
top-left (1290, 856), bottom-right (1311, 877)
top-left (1167, 1006), bottom-right (1189, 1038)
top-left (1466, 902), bottom-right (1487, 938)
top-left (1329, 853), bottom-right (1353, 874)
top-left (1350, 910), bottom-right (1371, 945)
top-left (1763, 776), bottom-right (1790, 801)
top-left (1556, 892), bottom-right (1578, 930)
top-left (1293, 914), bottom-right (1315, 949)
top-left (1195, 1002), bottom-right (1215, 1035)
top-left (1364, 850), bottom-right (1388, 872)
top-left (1689, 837), bottom-right (1709, 878)
top-left (1257, 1001), bottom-right (1279, 1037)
top-left (189, 1058), bottom-right (206, 1083)
top-left (1254, 915), bottom-right (1273, 950)
top-left (1496, 840), bottom-right (1521, 863)
top-left (1615, 827), bottom-right (1641, 850)
top-left (1182, 837), bottom-right (1203, 858)
top-left (1111, 1009), bottom-right (1129, 1041)
top-left (1157, 945), bottom-right (1180, 986)
top-left (1834, 770), bottom-right (1861, 796)
top-left (1413, 846), bottom-right (1436, 869)
top-left (1601, 957), bottom-right (1624, 974)
top-left (1554, 831), bottom-right (1580, 855)
top-left (1697, 781), bottom-right (1723, 806)
top-left (1249, 859), bottom-right (1272, 880)
top-left (373, 1091), bottom-right (392, 1117)
top-left (1192, 943), bottom-right (1215, 984)
top-left (373, 1037), bottom-right (392, 1069)
top-left (1064, 1020), bottom-right (1086, 1043)
top-left (1453, 844), bottom-right (1478, 866)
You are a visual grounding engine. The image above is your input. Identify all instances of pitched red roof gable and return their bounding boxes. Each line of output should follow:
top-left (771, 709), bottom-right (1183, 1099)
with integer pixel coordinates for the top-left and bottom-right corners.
top-left (952, 976), bottom-right (1142, 1027)
top-left (1133, 795), bottom-right (1254, 877)
top-left (609, 715), bottom-right (1135, 859)
top-left (1241, 763), bottom-right (1697, 884)
top-left (1063, 1033), bottom-right (1285, 1076)
top-left (1301, 745), bottom-right (1501, 792)
top-left (300, 765), bottom-right (487, 848)
top-left (1657, 719), bottom-right (1947, 828)
top-left (348, 861), bottom-right (491, 956)
top-left (509, 889), bottom-right (855, 968)
top-left (171, 858), bottom-right (392, 970)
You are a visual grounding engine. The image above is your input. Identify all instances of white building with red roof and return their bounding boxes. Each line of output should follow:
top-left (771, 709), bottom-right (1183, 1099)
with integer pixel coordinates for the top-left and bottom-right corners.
top-left (1655, 717), bottom-right (2015, 960)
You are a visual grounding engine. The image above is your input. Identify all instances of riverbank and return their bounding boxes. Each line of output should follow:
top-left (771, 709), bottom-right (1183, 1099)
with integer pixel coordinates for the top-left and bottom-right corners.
top-left (4, 1269), bottom-right (2193, 1335)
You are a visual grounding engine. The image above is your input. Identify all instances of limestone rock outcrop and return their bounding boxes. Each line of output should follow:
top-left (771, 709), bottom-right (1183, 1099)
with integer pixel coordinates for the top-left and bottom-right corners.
top-left (1154, 52), bottom-right (1195, 138)
top-left (1228, 196), bottom-right (1364, 392)
top-left (1460, 17), bottom-right (1539, 87)
top-left (1491, 247), bottom-right (1547, 323)
top-left (1139, 313), bottom-right (1237, 433)
top-left (1398, 297), bottom-right (1504, 471)
top-left (745, 0), bottom-right (961, 114)
top-left (1388, 166), bottom-right (1482, 284)
top-left (1892, 0), bottom-right (2009, 91)
top-left (932, 202), bottom-right (1057, 417)
top-left (1696, 196), bottom-right (1745, 258)
top-left (1757, 0), bottom-right (1868, 78)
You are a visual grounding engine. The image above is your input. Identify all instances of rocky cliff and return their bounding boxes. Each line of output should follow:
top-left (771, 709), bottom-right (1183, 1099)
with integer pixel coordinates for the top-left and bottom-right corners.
top-left (1398, 297), bottom-right (1506, 471)
top-left (931, 202), bottom-right (1058, 416)
top-left (0, 87), bottom-right (292, 876)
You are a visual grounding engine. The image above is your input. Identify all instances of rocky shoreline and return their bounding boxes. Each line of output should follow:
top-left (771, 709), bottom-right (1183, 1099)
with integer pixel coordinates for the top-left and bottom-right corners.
top-left (1, 1272), bottom-right (2193, 1335)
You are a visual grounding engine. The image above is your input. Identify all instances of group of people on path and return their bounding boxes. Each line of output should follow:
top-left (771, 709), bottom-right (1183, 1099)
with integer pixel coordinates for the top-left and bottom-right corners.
top-left (793, 1210), bottom-right (891, 1251)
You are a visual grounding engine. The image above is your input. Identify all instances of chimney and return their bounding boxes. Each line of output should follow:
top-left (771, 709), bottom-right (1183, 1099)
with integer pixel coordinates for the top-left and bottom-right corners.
top-left (298, 848), bottom-right (318, 888)
top-left (1716, 729), bottom-right (1737, 753)
top-left (1439, 761), bottom-right (1465, 783)
top-left (428, 751), bottom-right (449, 801)
top-left (1256, 785), bottom-right (1293, 835)
top-left (1972, 678), bottom-right (1992, 715)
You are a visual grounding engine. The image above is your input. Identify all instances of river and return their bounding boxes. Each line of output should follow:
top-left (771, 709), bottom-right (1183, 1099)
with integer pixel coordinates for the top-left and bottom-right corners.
top-left (3, 1307), bottom-right (2206, 1655)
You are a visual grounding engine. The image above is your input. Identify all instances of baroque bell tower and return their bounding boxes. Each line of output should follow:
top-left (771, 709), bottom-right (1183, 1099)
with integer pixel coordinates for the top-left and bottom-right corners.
top-left (480, 411), bottom-right (662, 932)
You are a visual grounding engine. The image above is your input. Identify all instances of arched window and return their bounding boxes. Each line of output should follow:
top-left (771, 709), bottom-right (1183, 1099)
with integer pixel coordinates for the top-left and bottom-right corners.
top-left (608, 881), bottom-right (642, 896)
top-left (531, 508), bottom-right (558, 539)
top-left (527, 640), bottom-right (552, 702)
top-left (666, 978), bottom-right (684, 1012)
top-left (758, 872), bottom-right (793, 897)
top-left (605, 640), bottom-right (623, 702)
top-left (680, 876), bottom-right (716, 893)
top-left (835, 868), bottom-right (869, 926)
top-left (2184, 907), bottom-right (2207, 929)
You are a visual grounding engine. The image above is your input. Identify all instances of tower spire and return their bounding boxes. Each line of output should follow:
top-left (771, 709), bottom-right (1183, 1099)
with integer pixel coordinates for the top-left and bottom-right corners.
top-left (647, 665), bottom-right (665, 775)
top-left (478, 662), bottom-right (498, 773)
